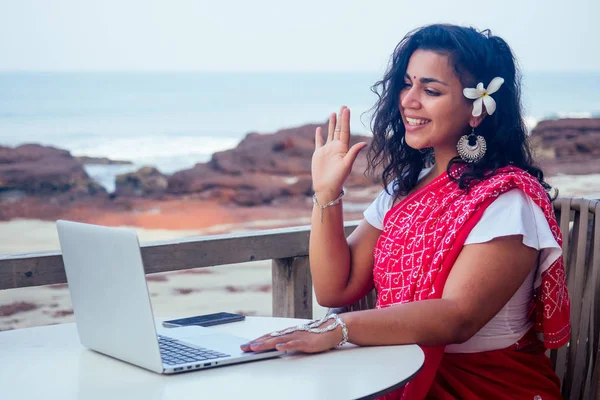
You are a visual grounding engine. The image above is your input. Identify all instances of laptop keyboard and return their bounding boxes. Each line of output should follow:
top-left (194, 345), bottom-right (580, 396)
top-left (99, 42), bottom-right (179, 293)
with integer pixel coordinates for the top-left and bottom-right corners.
top-left (158, 335), bottom-right (231, 365)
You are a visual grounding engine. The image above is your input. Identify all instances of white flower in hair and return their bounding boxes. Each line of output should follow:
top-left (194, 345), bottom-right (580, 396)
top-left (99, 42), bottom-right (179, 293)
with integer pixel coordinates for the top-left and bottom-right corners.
top-left (463, 77), bottom-right (505, 117)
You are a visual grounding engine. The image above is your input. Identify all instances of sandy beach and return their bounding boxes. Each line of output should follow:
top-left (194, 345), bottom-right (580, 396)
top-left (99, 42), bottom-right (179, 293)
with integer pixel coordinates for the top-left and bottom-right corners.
top-left (1, 173), bottom-right (598, 332)
top-left (545, 173), bottom-right (600, 199)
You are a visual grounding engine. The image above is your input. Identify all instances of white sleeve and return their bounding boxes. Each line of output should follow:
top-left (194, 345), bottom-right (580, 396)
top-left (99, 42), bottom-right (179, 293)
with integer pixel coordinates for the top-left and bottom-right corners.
top-left (363, 182), bottom-right (396, 230)
top-left (465, 188), bottom-right (562, 285)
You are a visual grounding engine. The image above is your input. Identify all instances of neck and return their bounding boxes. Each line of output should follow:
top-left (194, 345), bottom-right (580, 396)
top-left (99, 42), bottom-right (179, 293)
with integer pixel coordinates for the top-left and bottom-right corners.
top-left (430, 147), bottom-right (459, 178)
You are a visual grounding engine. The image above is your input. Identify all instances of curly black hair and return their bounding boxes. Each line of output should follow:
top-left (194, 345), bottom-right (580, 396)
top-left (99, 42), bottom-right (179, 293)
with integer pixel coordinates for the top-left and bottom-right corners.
top-left (367, 24), bottom-right (554, 199)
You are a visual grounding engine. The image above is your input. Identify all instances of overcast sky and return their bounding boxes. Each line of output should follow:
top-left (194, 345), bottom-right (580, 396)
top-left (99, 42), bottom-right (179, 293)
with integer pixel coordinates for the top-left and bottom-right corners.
top-left (1, 0), bottom-right (598, 72)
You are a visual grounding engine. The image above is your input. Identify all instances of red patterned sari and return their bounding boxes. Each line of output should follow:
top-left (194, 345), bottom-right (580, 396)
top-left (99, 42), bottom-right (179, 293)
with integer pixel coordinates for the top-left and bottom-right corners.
top-left (373, 166), bottom-right (570, 399)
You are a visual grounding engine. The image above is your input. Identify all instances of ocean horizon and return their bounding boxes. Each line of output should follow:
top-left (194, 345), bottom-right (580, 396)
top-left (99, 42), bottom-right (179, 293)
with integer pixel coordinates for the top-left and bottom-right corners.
top-left (1, 71), bottom-right (599, 192)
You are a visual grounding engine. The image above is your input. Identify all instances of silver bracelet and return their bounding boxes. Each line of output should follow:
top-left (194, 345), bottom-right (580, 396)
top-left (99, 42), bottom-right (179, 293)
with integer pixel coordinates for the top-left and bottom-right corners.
top-left (270, 313), bottom-right (349, 347)
top-left (312, 189), bottom-right (345, 224)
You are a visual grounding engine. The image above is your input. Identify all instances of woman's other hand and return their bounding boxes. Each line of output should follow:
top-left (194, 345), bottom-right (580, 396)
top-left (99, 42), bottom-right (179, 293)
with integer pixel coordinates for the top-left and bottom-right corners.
top-left (240, 322), bottom-right (344, 354)
top-left (311, 106), bottom-right (368, 200)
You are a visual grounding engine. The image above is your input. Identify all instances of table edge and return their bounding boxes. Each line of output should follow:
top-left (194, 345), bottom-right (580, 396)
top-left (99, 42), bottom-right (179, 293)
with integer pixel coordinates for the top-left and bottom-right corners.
top-left (357, 352), bottom-right (424, 400)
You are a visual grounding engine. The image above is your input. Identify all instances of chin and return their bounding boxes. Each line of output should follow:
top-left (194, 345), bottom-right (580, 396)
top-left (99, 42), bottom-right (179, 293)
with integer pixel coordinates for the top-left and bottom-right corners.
top-left (404, 136), bottom-right (430, 151)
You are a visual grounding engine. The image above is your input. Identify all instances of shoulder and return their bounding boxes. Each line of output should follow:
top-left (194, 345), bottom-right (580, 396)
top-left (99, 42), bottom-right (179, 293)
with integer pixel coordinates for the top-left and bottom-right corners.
top-left (465, 187), bottom-right (558, 251)
top-left (466, 166), bottom-right (550, 203)
top-left (485, 166), bottom-right (545, 191)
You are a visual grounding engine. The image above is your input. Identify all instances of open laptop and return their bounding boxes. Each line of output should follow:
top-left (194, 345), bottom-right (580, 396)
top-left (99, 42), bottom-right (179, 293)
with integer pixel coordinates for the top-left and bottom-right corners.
top-left (56, 219), bottom-right (284, 374)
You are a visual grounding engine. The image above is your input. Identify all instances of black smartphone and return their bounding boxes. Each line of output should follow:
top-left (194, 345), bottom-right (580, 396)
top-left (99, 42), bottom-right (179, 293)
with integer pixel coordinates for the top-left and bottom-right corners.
top-left (162, 312), bottom-right (246, 328)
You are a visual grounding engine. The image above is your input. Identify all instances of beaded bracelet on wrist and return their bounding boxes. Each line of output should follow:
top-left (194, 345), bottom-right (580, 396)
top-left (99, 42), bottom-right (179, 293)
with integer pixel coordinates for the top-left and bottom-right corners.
top-left (312, 189), bottom-right (346, 224)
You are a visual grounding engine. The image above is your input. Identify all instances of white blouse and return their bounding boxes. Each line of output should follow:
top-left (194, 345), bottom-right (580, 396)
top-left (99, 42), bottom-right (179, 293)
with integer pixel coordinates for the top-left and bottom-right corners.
top-left (363, 171), bottom-right (562, 353)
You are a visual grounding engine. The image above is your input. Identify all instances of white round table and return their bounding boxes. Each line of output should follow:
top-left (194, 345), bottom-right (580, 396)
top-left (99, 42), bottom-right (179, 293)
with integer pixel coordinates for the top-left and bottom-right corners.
top-left (0, 316), bottom-right (424, 399)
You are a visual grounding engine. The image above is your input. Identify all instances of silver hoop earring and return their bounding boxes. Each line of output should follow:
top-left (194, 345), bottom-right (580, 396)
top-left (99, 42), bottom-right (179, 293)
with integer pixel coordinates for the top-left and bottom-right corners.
top-left (457, 127), bottom-right (487, 163)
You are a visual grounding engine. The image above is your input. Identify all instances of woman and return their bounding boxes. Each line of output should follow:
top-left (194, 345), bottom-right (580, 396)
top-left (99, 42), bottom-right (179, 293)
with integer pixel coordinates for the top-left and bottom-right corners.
top-left (241, 24), bottom-right (570, 399)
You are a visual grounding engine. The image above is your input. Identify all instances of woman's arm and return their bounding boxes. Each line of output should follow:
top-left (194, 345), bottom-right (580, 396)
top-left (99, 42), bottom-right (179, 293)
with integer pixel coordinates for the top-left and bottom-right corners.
top-left (308, 106), bottom-right (375, 307)
top-left (342, 234), bottom-right (538, 346)
top-left (309, 216), bottom-right (381, 308)
top-left (243, 234), bottom-right (539, 353)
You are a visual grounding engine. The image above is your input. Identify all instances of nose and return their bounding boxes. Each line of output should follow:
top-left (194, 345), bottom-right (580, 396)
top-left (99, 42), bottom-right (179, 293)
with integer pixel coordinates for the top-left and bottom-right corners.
top-left (400, 85), bottom-right (421, 110)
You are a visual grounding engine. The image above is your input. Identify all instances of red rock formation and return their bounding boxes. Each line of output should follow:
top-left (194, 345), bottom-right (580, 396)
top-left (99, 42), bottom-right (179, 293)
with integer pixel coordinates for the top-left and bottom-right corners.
top-left (167, 122), bottom-right (374, 206)
top-left (3, 118), bottom-right (597, 222)
top-left (530, 118), bottom-right (600, 175)
top-left (76, 156), bottom-right (132, 165)
top-left (0, 144), bottom-right (106, 198)
top-left (114, 166), bottom-right (168, 197)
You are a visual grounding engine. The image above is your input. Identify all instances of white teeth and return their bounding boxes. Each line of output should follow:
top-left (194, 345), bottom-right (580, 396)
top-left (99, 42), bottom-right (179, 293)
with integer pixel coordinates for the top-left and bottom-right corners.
top-left (406, 117), bottom-right (430, 126)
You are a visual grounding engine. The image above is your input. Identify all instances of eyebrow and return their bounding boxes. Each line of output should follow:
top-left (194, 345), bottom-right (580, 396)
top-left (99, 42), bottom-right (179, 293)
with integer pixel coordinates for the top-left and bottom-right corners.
top-left (404, 73), bottom-right (448, 86)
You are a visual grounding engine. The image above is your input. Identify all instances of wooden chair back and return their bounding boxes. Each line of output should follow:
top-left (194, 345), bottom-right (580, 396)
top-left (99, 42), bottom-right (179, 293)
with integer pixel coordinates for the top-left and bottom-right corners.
top-left (552, 198), bottom-right (600, 400)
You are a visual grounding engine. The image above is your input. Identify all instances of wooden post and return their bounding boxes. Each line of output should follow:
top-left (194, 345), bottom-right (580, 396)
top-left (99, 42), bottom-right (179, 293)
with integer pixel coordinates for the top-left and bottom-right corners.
top-left (272, 256), bottom-right (313, 319)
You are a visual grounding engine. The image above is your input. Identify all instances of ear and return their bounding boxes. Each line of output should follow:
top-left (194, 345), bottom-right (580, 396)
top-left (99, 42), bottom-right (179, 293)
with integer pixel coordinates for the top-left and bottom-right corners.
top-left (469, 111), bottom-right (486, 129)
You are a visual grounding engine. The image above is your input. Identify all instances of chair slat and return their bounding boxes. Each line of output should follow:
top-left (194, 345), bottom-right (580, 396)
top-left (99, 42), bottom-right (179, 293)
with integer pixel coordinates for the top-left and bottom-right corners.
top-left (583, 201), bottom-right (600, 400)
top-left (560, 198), bottom-right (573, 266)
top-left (555, 198), bottom-right (573, 390)
top-left (569, 199), bottom-right (592, 400)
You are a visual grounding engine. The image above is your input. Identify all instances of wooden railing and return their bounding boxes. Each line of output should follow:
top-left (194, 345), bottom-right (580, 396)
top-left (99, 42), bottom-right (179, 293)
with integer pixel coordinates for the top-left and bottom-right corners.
top-left (0, 221), bottom-right (360, 319)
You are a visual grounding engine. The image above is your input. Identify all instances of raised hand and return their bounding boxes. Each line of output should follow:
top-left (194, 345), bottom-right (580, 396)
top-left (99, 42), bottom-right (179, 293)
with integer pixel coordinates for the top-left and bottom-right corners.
top-left (311, 106), bottom-right (368, 202)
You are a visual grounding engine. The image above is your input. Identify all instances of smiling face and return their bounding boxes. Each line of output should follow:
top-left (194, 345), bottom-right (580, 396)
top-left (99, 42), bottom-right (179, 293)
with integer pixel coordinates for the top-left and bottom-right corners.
top-left (399, 49), bottom-right (478, 156)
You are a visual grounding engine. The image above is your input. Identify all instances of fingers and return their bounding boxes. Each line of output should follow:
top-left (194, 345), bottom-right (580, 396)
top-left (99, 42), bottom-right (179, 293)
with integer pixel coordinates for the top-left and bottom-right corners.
top-left (242, 335), bottom-right (288, 353)
top-left (240, 343), bottom-right (252, 352)
top-left (244, 336), bottom-right (313, 353)
top-left (326, 106), bottom-right (350, 143)
top-left (241, 331), bottom-right (336, 354)
top-left (276, 339), bottom-right (331, 353)
top-left (339, 107), bottom-right (350, 145)
top-left (275, 339), bottom-right (311, 352)
top-left (333, 106), bottom-right (347, 140)
top-left (327, 112), bottom-right (336, 142)
top-left (344, 142), bottom-right (368, 166)
top-left (240, 332), bottom-right (275, 352)
top-left (315, 127), bottom-right (323, 149)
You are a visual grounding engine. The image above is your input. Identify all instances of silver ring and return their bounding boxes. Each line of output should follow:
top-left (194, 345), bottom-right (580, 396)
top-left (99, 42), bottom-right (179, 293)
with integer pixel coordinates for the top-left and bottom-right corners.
top-left (334, 128), bottom-right (341, 133)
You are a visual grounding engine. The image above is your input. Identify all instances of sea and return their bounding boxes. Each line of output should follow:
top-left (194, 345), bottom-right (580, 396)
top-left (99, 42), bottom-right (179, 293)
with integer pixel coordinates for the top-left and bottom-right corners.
top-left (1, 71), bottom-right (599, 192)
